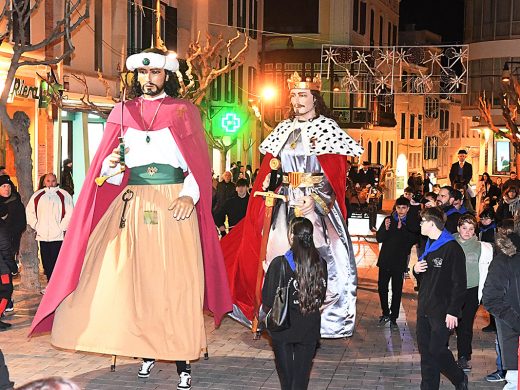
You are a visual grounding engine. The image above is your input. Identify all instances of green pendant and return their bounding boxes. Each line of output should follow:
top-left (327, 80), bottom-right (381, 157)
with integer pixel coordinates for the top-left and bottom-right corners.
top-left (146, 134), bottom-right (151, 143)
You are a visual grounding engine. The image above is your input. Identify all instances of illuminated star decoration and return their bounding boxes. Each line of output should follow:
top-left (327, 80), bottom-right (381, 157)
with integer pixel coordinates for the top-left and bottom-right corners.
top-left (322, 47), bottom-right (340, 78)
top-left (413, 72), bottom-right (433, 94)
top-left (447, 74), bottom-right (466, 93)
top-left (340, 72), bottom-right (359, 93)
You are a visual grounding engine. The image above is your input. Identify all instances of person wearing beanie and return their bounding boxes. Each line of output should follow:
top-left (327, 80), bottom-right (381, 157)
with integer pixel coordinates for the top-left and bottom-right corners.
top-left (0, 203), bottom-right (15, 330)
top-left (60, 159), bottom-right (74, 196)
top-left (0, 175), bottom-right (25, 271)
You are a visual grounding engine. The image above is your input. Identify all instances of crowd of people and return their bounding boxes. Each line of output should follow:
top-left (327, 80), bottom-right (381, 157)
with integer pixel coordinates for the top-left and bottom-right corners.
top-left (0, 47), bottom-right (518, 390)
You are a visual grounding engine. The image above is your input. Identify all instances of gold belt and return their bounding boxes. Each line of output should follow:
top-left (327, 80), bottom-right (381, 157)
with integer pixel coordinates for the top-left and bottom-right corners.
top-left (282, 172), bottom-right (323, 188)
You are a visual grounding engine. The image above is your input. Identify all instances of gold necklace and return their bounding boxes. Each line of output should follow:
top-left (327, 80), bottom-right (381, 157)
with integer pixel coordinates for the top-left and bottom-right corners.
top-left (140, 97), bottom-right (165, 143)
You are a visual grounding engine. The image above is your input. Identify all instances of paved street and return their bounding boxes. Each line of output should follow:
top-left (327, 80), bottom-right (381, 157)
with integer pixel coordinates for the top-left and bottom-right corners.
top-left (0, 218), bottom-right (502, 389)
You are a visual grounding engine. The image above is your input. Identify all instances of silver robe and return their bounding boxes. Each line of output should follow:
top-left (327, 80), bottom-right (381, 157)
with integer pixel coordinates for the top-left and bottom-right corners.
top-left (265, 128), bottom-right (357, 338)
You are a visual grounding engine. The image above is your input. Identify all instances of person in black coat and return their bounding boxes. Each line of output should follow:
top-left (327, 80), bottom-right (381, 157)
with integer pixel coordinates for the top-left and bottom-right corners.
top-left (262, 217), bottom-right (327, 390)
top-left (436, 186), bottom-right (462, 234)
top-left (413, 207), bottom-right (468, 390)
top-left (215, 179), bottom-right (249, 237)
top-left (0, 350), bottom-right (13, 390)
top-left (449, 150), bottom-right (473, 188)
top-left (0, 204), bottom-right (15, 330)
top-left (376, 196), bottom-right (418, 328)
top-left (356, 161), bottom-right (375, 187)
top-left (60, 158), bottom-right (74, 196)
top-left (0, 175), bottom-right (25, 263)
top-left (482, 220), bottom-right (520, 389)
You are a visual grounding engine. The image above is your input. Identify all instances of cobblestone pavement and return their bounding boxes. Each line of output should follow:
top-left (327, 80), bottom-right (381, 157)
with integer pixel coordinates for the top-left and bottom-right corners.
top-left (0, 220), bottom-right (502, 389)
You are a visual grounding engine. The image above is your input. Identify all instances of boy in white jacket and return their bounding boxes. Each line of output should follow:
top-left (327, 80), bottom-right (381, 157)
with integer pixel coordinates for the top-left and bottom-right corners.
top-left (26, 173), bottom-right (73, 287)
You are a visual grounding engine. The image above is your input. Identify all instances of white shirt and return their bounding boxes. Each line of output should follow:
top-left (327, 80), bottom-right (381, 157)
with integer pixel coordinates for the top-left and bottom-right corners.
top-left (100, 129), bottom-right (200, 204)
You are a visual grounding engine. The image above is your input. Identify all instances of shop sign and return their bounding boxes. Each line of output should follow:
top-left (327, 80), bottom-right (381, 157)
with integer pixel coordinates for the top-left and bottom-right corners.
top-left (9, 78), bottom-right (40, 100)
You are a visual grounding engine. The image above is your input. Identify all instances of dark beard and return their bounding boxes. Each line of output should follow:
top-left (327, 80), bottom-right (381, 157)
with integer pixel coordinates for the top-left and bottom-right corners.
top-left (141, 83), bottom-right (165, 96)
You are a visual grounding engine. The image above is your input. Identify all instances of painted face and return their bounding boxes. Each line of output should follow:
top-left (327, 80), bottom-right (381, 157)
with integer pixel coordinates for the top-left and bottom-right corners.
top-left (137, 67), bottom-right (167, 97)
top-left (44, 174), bottom-right (57, 188)
top-left (458, 222), bottom-right (476, 241)
top-left (290, 89), bottom-right (316, 120)
top-left (0, 183), bottom-right (11, 198)
top-left (395, 205), bottom-right (409, 219)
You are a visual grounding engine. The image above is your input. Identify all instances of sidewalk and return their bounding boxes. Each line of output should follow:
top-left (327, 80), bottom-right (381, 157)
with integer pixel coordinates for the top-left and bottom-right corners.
top-left (0, 225), bottom-right (501, 389)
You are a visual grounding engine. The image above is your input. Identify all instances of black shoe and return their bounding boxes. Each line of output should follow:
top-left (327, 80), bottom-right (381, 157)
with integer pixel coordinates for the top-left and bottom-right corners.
top-left (482, 324), bottom-right (496, 333)
top-left (457, 356), bottom-right (472, 372)
top-left (0, 320), bottom-right (12, 330)
top-left (378, 315), bottom-right (390, 326)
top-left (456, 374), bottom-right (468, 390)
top-left (389, 320), bottom-right (398, 330)
top-left (485, 370), bottom-right (506, 382)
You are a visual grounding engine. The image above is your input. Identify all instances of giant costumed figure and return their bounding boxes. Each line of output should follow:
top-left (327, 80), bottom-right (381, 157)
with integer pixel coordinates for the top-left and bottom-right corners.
top-left (29, 48), bottom-right (232, 390)
top-left (222, 72), bottom-right (364, 338)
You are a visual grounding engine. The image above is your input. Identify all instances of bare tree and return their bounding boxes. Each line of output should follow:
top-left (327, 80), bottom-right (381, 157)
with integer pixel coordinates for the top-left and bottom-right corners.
top-left (175, 31), bottom-right (249, 171)
top-left (0, 0), bottom-right (89, 290)
top-left (479, 93), bottom-right (520, 172)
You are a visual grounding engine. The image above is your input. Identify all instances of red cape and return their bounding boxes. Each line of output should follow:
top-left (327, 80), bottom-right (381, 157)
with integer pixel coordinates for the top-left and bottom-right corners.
top-left (222, 152), bottom-right (347, 320)
top-left (30, 97), bottom-right (232, 335)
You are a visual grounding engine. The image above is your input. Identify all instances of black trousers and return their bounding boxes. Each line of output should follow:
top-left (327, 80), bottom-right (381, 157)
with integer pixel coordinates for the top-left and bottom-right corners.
top-left (39, 241), bottom-right (62, 282)
top-left (417, 315), bottom-right (465, 389)
top-left (378, 267), bottom-right (404, 320)
top-left (0, 273), bottom-right (13, 315)
top-left (455, 286), bottom-right (479, 360)
top-left (144, 359), bottom-right (190, 375)
top-left (272, 339), bottom-right (318, 390)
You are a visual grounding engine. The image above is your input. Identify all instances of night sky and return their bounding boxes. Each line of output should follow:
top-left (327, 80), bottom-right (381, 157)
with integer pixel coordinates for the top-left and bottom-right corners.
top-left (399, 0), bottom-right (465, 44)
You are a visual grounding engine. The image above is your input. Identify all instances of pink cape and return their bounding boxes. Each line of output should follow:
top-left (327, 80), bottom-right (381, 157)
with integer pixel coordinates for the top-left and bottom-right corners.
top-left (29, 97), bottom-right (232, 335)
top-left (221, 152), bottom-right (347, 320)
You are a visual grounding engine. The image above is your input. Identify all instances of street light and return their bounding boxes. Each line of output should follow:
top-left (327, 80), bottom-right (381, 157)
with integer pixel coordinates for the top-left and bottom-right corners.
top-left (501, 61), bottom-right (520, 84)
top-left (259, 85), bottom-right (276, 139)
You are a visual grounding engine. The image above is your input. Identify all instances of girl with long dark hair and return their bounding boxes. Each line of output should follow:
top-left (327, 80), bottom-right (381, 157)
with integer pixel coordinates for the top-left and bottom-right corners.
top-left (262, 217), bottom-right (327, 390)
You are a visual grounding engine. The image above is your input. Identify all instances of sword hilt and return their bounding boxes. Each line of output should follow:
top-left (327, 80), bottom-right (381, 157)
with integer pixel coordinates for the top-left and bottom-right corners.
top-left (253, 191), bottom-right (287, 207)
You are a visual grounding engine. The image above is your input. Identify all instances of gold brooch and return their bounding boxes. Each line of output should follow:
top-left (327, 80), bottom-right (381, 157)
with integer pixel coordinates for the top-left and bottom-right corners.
top-left (147, 166), bottom-right (158, 176)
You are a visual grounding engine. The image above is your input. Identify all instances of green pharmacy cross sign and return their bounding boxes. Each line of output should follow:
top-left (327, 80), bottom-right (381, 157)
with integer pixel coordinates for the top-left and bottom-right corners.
top-left (221, 112), bottom-right (241, 133)
top-left (211, 107), bottom-right (246, 137)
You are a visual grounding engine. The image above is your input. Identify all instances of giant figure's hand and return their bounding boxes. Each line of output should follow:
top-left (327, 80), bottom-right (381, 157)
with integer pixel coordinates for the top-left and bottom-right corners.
top-left (297, 195), bottom-right (315, 215)
top-left (108, 146), bottom-right (129, 168)
top-left (168, 196), bottom-right (195, 221)
top-left (262, 173), bottom-right (271, 191)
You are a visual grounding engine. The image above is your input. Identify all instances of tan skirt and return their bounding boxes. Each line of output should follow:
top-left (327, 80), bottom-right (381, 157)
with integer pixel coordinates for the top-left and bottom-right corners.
top-left (51, 183), bottom-right (206, 361)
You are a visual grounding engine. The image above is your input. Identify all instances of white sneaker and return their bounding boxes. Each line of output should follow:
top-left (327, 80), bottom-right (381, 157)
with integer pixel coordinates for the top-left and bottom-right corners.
top-left (137, 359), bottom-right (155, 378)
top-left (177, 372), bottom-right (192, 390)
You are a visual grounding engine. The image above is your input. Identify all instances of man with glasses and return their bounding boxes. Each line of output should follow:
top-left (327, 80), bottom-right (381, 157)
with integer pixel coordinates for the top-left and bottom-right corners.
top-left (414, 207), bottom-right (468, 390)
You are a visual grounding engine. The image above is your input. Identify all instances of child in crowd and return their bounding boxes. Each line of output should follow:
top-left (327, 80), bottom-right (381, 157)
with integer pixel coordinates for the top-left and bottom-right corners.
top-left (376, 196), bottom-right (418, 328)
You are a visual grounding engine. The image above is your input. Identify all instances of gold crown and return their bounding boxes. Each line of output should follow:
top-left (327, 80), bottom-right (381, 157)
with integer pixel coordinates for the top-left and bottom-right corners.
top-left (287, 71), bottom-right (322, 91)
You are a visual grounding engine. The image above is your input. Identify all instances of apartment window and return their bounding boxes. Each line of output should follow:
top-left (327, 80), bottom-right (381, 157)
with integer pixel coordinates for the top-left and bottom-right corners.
top-left (360, 2), bottom-right (367, 35)
top-left (225, 64), bottom-right (236, 103)
top-left (237, 65), bottom-right (244, 104)
top-left (228, 0), bottom-right (234, 25)
top-left (249, 0), bottom-right (258, 38)
top-left (376, 141), bottom-right (381, 164)
top-left (211, 60), bottom-right (223, 101)
top-left (390, 141), bottom-right (394, 164)
top-left (392, 24), bottom-right (398, 45)
top-left (94, 0), bottom-right (103, 71)
top-left (370, 9), bottom-right (374, 45)
top-left (385, 140), bottom-right (389, 163)
top-left (410, 114), bottom-right (415, 139)
top-left (264, 0), bottom-right (318, 33)
top-left (400, 112), bottom-right (406, 139)
top-left (418, 114), bottom-right (423, 139)
top-left (367, 140), bottom-right (372, 162)
top-left (387, 21), bottom-right (391, 45)
top-left (12, 0), bottom-right (30, 45)
top-left (248, 66), bottom-right (256, 97)
top-left (353, 0), bottom-right (359, 32)
top-left (379, 16), bottom-right (383, 46)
